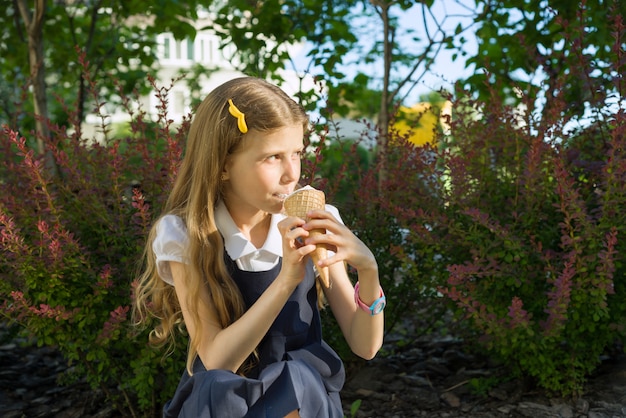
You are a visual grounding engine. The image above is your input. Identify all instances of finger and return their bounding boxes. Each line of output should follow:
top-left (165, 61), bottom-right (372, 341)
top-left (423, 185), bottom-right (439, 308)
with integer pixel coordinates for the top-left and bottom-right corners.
top-left (304, 209), bottom-right (338, 223)
top-left (279, 215), bottom-right (305, 228)
top-left (278, 216), bottom-right (306, 236)
top-left (286, 244), bottom-right (316, 263)
top-left (286, 225), bottom-right (310, 240)
top-left (304, 231), bottom-right (339, 252)
top-left (299, 243), bottom-right (317, 257)
top-left (303, 217), bottom-right (347, 235)
top-left (315, 252), bottom-right (345, 269)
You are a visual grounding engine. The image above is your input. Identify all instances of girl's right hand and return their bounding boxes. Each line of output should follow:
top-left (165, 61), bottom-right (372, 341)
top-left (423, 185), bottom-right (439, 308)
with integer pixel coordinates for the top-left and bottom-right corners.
top-left (277, 216), bottom-right (316, 285)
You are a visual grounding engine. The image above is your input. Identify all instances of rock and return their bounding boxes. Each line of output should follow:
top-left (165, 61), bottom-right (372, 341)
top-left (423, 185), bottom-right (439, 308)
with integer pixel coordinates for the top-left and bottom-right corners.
top-left (440, 391), bottom-right (461, 408)
top-left (516, 401), bottom-right (555, 417)
top-left (406, 387), bottom-right (440, 409)
top-left (400, 373), bottom-right (431, 387)
top-left (588, 411), bottom-right (611, 418)
top-left (552, 402), bottom-right (575, 418)
top-left (497, 404), bottom-right (516, 414)
top-left (488, 387), bottom-right (509, 401)
top-left (577, 398), bottom-right (591, 414)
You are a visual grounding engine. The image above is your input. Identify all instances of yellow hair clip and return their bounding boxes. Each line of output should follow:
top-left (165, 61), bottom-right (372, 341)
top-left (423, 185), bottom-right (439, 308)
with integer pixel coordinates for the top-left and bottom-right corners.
top-left (228, 99), bottom-right (248, 134)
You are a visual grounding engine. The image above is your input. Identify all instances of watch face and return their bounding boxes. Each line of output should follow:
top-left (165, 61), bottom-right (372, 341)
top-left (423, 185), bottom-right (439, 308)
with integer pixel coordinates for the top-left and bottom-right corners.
top-left (371, 298), bottom-right (386, 315)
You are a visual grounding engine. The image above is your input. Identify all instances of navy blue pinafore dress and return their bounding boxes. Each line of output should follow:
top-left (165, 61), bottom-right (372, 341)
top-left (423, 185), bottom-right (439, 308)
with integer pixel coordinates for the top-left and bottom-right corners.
top-left (163, 256), bottom-right (345, 418)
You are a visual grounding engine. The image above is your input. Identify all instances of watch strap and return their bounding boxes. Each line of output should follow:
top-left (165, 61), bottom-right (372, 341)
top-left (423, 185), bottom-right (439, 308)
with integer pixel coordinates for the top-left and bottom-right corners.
top-left (354, 282), bottom-right (386, 315)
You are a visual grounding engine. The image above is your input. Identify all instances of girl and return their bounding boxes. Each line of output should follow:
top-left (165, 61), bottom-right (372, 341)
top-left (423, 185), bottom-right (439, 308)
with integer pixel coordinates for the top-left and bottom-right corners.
top-left (133, 77), bottom-right (385, 418)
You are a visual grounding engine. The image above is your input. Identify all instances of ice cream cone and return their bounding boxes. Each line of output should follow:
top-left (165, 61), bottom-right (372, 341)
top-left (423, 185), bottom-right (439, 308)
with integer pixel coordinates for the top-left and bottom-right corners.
top-left (283, 187), bottom-right (330, 287)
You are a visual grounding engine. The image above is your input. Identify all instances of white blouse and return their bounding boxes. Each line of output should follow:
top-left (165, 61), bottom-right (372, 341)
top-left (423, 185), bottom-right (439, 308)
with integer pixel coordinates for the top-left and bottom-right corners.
top-left (153, 202), bottom-right (342, 285)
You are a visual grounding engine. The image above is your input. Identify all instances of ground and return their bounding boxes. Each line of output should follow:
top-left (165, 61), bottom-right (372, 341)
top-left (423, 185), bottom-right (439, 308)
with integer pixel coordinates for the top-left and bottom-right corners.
top-left (1, 322), bottom-right (625, 418)
top-left (341, 335), bottom-right (626, 418)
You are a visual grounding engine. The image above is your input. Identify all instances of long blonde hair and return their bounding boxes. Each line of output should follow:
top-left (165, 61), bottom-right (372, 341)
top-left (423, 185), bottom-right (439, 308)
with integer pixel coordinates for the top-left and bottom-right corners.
top-left (133, 77), bottom-right (309, 374)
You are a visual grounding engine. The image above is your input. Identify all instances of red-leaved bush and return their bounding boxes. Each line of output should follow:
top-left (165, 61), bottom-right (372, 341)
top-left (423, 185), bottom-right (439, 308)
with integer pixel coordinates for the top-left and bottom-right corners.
top-left (0, 53), bottom-right (189, 416)
top-left (310, 10), bottom-right (626, 397)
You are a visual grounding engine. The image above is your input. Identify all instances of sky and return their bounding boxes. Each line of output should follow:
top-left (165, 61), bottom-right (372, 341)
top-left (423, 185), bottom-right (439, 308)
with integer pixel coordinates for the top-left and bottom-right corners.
top-left (389, 0), bottom-right (479, 100)
top-left (289, 0), bottom-right (479, 105)
top-left (408, 1), bottom-right (479, 97)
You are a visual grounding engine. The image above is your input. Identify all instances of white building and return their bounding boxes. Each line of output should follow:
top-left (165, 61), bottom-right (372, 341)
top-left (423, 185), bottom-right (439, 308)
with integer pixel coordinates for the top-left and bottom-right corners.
top-left (82, 10), bottom-right (365, 143)
top-left (83, 12), bottom-right (245, 140)
top-left (84, 8), bottom-right (316, 137)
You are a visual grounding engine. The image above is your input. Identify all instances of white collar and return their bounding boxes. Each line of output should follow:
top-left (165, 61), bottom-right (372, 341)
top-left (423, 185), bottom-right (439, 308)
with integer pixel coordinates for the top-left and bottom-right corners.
top-left (215, 201), bottom-right (284, 260)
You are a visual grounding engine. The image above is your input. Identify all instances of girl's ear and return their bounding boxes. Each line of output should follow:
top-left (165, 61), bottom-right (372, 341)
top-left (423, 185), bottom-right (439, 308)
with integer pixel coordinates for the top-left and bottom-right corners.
top-left (221, 158), bottom-right (231, 181)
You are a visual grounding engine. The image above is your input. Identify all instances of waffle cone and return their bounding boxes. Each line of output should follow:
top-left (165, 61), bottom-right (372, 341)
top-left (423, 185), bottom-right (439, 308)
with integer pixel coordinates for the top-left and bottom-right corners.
top-left (283, 188), bottom-right (330, 287)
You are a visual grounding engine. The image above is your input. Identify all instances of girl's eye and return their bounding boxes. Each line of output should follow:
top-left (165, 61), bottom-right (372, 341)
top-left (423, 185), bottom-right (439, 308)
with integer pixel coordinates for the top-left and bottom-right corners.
top-left (266, 150), bottom-right (302, 161)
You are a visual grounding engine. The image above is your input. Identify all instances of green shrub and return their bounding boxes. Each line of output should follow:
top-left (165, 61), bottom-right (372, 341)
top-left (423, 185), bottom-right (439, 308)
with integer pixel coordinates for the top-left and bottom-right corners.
top-left (428, 13), bottom-right (626, 396)
top-left (0, 66), bottom-right (188, 416)
top-left (436, 99), bottom-right (625, 396)
top-left (308, 10), bottom-right (626, 398)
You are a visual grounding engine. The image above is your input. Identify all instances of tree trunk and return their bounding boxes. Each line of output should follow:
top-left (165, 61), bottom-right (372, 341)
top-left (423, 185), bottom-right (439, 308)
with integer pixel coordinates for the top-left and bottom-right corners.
top-left (373, 0), bottom-right (393, 196)
top-left (16, 0), bottom-right (57, 176)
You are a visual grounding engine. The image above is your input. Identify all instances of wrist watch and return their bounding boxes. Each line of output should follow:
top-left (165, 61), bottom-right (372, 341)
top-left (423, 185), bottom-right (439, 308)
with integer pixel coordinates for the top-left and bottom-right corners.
top-left (354, 282), bottom-right (386, 315)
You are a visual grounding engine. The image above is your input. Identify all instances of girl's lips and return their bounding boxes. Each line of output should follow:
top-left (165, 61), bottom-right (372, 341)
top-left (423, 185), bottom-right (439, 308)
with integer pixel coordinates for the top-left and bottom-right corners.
top-left (276, 193), bottom-right (289, 200)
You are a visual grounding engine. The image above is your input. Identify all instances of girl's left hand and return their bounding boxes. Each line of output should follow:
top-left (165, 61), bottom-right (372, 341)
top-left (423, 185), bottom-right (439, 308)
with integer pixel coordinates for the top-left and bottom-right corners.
top-left (302, 209), bottom-right (377, 274)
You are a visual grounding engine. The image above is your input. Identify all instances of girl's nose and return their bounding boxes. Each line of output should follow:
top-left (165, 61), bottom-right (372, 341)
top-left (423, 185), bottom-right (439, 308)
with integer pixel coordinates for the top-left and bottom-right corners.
top-left (282, 158), bottom-right (300, 182)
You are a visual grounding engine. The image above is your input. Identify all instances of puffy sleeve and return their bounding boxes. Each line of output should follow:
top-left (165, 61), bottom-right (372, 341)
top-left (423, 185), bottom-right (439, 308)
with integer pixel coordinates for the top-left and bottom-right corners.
top-left (153, 214), bottom-right (189, 286)
top-left (325, 204), bottom-right (342, 225)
